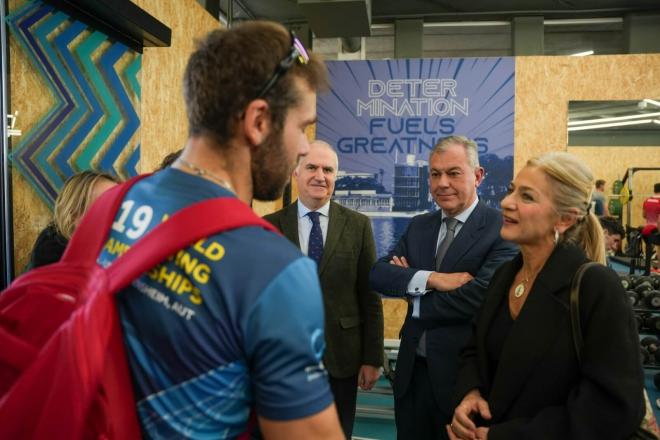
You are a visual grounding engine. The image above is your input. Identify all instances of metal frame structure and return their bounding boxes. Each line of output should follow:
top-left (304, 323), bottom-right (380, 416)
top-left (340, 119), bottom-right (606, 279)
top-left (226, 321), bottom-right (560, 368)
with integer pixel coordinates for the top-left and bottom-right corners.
top-left (1, 0), bottom-right (13, 289)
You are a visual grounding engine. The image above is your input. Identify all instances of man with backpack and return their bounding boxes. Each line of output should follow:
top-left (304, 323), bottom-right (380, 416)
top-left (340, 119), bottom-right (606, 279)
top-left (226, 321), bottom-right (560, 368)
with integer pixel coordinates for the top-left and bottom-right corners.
top-left (95, 22), bottom-right (342, 439)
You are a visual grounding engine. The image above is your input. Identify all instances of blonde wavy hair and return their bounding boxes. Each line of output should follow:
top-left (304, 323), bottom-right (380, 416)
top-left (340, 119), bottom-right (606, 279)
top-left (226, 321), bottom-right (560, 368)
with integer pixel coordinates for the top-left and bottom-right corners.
top-left (53, 171), bottom-right (119, 239)
top-left (527, 152), bottom-right (606, 264)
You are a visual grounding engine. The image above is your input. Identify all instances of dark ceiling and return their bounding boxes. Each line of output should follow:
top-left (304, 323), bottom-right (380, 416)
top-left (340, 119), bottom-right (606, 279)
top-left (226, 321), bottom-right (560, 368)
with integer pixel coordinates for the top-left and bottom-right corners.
top-left (225, 0), bottom-right (660, 25)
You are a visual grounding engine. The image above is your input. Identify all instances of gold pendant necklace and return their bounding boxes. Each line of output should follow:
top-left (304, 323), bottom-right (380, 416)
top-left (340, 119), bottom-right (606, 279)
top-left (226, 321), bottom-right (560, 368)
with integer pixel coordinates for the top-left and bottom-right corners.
top-left (514, 282), bottom-right (526, 298)
top-left (176, 158), bottom-right (234, 193)
top-left (513, 266), bottom-right (532, 298)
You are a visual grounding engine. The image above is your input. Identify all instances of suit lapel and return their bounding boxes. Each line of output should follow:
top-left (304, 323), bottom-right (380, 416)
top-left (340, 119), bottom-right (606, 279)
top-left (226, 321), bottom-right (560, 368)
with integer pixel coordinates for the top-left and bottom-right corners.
top-left (418, 210), bottom-right (443, 269)
top-left (319, 202), bottom-right (346, 275)
top-left (439, 202), bottom-right (486, 271)
top-left (487, 245), bottom-right (587, 419)
top-left (280, 203), bottom-right (300, 248)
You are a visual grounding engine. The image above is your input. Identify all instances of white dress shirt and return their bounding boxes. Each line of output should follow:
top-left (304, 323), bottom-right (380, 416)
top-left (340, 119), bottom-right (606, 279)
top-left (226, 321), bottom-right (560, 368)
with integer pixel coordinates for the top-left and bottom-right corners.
top-left (408, 197), bottom-right (479, 318)
top-left (297, 200), bottom-right (331, 256)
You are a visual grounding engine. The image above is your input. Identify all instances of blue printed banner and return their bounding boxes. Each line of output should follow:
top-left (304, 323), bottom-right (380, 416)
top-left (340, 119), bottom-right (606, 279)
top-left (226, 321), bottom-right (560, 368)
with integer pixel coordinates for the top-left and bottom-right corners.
top-left (316, 58), bottom-right (515, 256)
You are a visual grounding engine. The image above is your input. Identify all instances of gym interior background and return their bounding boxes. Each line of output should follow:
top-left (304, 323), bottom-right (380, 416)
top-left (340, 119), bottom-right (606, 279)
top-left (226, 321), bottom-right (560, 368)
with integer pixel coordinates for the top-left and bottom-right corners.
top-left (1, 0), bottom-right (659, 438)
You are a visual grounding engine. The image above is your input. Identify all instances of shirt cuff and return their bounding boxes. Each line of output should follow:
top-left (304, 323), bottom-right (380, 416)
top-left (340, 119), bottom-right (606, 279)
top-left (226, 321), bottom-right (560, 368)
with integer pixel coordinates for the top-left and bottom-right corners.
top-left (407, 270), bottom-right (432, 296)
top-left (412, 297), bottom-right (420, 318)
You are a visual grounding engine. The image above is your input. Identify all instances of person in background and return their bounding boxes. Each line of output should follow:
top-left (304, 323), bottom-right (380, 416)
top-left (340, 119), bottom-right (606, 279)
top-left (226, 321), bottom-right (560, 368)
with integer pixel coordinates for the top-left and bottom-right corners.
top-left (592, 179), bottom-right (608, 217)
top-left (97, 22), bottom-right (344, 439)
top-left (600, 216), bottom-right (625, 257)
top-left (448, 152), bottom-right (644, 440)
top-left (264, 140), bottom-right (384, 439)
top-left (369, 136), bottom-right (517, 440)
top-left (29, 170), bottom-right (118, 268)
top-left (643, 183), bottom-right (660, 226)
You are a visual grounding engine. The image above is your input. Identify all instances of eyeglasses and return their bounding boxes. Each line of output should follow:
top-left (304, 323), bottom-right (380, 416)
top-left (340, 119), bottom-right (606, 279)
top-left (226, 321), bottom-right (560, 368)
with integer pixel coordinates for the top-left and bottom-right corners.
top-left (256, 30), bottom-right (309, 99)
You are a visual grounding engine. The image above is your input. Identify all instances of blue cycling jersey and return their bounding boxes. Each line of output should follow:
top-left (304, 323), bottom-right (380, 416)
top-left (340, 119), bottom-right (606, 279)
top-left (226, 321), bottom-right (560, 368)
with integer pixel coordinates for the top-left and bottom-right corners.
top-left (98, 168), bottom-right (332, 439)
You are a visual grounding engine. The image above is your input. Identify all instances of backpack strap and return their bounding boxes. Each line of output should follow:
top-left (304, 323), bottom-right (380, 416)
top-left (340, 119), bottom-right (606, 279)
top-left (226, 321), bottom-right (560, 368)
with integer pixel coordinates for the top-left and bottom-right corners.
top-left (569, 261), bottom-right (600, 365)
top-left (106, 196), bottom-right (277, 293)
top-left (62, 175), bottom-right (150, 265)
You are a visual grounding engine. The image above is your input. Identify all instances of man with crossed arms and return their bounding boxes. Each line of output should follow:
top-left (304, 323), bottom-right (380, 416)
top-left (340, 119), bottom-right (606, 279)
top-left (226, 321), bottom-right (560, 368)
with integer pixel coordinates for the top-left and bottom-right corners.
top-left (370, 136), bottom-right (517, 440)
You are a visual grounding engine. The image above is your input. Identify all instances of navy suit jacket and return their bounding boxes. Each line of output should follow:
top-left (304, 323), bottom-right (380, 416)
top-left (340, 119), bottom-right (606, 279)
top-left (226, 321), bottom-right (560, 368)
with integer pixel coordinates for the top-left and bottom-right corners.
top-left (369, 201), bottom-right (517, 416)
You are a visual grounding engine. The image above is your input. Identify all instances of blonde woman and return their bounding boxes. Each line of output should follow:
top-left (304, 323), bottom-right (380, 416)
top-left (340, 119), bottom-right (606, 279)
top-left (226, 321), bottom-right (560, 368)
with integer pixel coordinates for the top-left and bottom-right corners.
top-left (448, 152), bottom-right (644, 440)
top-left (29, 170), bottom-right (118, 268)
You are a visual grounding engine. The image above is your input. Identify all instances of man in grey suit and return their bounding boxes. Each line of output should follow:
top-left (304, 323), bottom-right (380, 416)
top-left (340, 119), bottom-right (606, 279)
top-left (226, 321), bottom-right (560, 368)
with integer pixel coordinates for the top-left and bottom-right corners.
top-left (370, 136), bottom-right (517, 440)
top-left (264, 140), bottom-right (384, 439)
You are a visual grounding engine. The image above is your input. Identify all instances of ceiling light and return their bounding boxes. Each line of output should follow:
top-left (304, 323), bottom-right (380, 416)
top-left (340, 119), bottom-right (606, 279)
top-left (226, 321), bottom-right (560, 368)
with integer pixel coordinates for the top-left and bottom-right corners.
top-left (544, 18), bottom-right (622, 26)
top-left (568, 119), bottom-right (653, 131)
top-left (653, 120), bottom-right (660, 125)
top-left (568, 111), bottom-right (660, 126)
top-left (571, 50), bottom-right (594, 56)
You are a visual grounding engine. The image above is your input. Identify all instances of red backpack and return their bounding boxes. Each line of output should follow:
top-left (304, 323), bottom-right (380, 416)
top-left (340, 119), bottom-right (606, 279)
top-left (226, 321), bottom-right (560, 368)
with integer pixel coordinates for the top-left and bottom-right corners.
top-left (0, 174), bottom-right (276, 439)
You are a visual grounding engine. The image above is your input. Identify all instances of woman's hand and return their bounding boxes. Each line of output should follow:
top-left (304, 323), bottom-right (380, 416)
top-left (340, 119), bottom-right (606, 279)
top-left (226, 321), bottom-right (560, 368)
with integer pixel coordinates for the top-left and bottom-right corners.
top-left (446, 389), bottom-right (492, 440)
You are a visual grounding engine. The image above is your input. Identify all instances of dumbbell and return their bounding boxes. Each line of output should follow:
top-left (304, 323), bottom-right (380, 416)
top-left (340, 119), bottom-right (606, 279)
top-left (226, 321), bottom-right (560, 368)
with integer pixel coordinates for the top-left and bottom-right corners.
top-left (627, 290), bottom-right (642, 307)
top-left (635, 276), bottom-right (655, 289)
top-left (641, 336), bottom-right (660, 364)
top-left (651, 274), bottom-right (660, 290)
top-left (646, 290), bottom-right (660, 309)
top-left (635, 282), bottom-right (654, 297)
top-left (645, 316), bottom-right (660, 333)
top-left (621, 275), bottom-right (633, 290)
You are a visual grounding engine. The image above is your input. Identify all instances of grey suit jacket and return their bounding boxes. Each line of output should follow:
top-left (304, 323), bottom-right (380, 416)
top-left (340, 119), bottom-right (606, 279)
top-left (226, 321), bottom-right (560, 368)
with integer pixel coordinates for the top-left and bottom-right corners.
top-left (264, 200), bottom-right (384, 378)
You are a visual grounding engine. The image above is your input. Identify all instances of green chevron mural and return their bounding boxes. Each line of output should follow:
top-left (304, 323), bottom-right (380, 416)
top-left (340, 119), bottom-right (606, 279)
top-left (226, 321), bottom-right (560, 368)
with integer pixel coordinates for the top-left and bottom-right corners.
top-left (7, 0), bottom-right (141, 207)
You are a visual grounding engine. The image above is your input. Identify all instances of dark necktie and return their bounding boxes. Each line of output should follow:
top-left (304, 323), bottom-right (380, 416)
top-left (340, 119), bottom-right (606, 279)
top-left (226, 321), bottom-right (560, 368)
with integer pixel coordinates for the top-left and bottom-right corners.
top-left (435, 217), bottom-right (459, 271)
top-left (307, 211), bottom-right (324, 268)
top-left (418, 217), bottom-right (460, 357)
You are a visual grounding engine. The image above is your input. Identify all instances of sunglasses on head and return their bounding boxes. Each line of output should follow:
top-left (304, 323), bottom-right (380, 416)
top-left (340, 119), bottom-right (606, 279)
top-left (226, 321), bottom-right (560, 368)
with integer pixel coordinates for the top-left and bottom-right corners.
top-left (255, 30), bottom-right (310, 99)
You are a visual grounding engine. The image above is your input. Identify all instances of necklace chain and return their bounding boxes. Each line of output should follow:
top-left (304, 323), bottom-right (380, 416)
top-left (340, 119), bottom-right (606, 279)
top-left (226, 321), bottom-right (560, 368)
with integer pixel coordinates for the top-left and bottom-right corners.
top-left (176, 158), bottom-right (234, 193)
top-left (513, 265), bottom-right (535, 299)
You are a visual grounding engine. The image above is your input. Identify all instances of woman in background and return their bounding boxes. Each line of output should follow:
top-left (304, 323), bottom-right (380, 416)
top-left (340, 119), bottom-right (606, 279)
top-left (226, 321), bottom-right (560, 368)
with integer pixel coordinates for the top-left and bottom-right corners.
top-left (448, 152), bottom-right (644, 440)
top-left (29, 170), bottom-right (118, 268)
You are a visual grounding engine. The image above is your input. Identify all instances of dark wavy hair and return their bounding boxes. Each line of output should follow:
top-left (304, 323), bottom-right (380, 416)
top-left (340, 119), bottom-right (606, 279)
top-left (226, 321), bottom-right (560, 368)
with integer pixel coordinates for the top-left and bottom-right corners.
top-left (183, 21), bottom-right (327, 146)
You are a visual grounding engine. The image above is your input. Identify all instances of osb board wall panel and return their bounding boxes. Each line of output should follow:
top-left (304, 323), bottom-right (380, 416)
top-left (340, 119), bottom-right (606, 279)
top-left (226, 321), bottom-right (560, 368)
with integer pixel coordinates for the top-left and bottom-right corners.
top-left (568, 147), bottom-right (660, 227)
top-left (515, 54), bottom-right (660, 228)
top-left (131, 0), bottom-right (218, 172)
top-left (9, 0), bottom-right (63, 271)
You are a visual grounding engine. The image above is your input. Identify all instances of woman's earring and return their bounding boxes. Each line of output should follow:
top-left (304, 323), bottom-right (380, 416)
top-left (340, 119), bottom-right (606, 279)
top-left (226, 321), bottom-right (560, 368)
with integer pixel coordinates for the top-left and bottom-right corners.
top-left (553, 228), bottom-right (559, 245)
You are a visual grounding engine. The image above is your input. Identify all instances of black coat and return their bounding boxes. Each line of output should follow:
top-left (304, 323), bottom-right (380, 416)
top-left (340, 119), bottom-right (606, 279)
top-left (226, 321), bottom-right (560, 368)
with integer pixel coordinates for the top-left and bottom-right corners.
top-left (29, 224), bottom-right (68, 269)
top-left (454, 244), bottom-right (645, 440)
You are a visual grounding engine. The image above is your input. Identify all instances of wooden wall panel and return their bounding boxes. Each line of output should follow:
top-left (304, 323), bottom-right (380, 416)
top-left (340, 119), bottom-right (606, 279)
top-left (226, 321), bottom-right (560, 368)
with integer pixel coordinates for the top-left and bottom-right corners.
top-left (515, 54), bottom-right (660, 228)
top-left (568, 146), bottom-right (660, 226)
top-left (131, 0), bottom-right (219, 172)
top-left (10, 0), bottom-right (64, 271)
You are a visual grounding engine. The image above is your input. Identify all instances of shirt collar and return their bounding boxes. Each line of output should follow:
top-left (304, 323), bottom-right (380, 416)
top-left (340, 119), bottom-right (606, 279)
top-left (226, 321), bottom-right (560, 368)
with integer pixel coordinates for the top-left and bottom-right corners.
top-left (442, 197), bottom-right (479, 224)
top-left (297, 199), bottom-right (331, 219)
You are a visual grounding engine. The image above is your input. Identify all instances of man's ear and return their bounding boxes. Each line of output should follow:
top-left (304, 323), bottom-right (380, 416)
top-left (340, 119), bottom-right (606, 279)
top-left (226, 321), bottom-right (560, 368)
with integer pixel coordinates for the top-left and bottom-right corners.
top-left (474, 166), bottom-right (485, 186)
top-left (241, 99), bottom-right (271, 147)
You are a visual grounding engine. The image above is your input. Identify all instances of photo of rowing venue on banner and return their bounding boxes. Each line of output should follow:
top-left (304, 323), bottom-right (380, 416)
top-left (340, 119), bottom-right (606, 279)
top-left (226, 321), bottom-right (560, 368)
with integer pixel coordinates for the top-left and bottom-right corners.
top-left (333, 152), bottom-right (513, 257)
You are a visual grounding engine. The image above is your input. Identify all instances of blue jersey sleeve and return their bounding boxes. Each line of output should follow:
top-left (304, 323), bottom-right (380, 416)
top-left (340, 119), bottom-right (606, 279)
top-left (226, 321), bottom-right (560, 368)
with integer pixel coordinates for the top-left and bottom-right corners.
top-left (243, 257), bottom-right (333, 420)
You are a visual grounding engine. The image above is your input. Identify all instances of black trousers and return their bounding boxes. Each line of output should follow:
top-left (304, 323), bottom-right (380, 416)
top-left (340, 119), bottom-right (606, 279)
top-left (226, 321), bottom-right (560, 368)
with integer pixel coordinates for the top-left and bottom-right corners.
top-left (329, 374), bottom-right (358, 439)
top-left (395, 356), bottom-right (449, 440)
